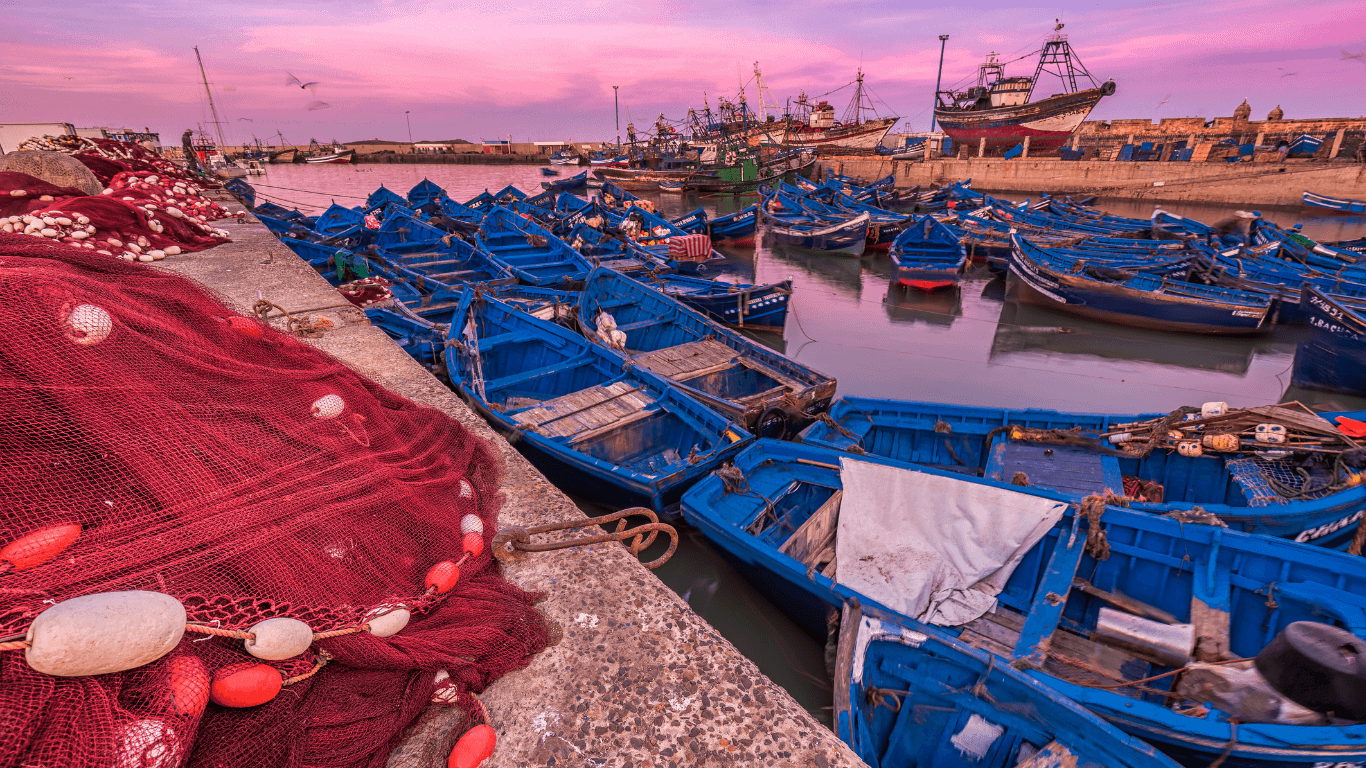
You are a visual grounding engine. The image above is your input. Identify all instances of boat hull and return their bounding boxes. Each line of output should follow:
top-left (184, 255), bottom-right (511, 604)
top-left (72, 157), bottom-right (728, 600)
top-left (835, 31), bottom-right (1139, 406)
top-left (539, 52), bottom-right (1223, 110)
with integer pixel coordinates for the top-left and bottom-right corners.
top-left (305, 152), bottom-right (356, 164)
top-left (1291, 288), bottom-right (1366, 396)
top-left (934, 86), bottom-right (1109, 153)
top-left (784, 116), bottom-right (898, 150)
top-left (1303, 191), bottom-right (1366, 214)
top-left (764, 211), bottom-right (870, 256)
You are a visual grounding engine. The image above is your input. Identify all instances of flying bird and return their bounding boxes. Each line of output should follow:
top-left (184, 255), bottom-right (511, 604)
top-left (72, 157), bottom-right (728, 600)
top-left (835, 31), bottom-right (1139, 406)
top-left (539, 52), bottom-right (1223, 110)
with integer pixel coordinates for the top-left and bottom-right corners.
top-left (1277, 67), bottom-right (1298, 77)
top-left (305, 101), bottom-right (332, 111)
top-left (285, 72), bottom-right (320, 92)
top-left (1343, 50), bottom-right (1366, 64)
top-left (238, 117), bottom-right (254, 122)
top-left (1155, 93), bottom-right (1172, 109)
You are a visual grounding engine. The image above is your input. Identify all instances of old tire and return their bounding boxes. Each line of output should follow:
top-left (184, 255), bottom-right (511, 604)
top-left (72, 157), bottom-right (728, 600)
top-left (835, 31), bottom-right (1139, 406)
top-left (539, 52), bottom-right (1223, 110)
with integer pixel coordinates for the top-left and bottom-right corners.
top-left (756, 407), bottom-right (789, 440)
top-left (1254, 621), bottom-right (1366, 719)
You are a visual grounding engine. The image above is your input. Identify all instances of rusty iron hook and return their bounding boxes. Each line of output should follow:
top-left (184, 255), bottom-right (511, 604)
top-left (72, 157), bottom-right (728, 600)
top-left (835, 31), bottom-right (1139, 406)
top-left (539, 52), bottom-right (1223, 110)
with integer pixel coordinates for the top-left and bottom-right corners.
top-left (491, 507), bottom-right (678, 569)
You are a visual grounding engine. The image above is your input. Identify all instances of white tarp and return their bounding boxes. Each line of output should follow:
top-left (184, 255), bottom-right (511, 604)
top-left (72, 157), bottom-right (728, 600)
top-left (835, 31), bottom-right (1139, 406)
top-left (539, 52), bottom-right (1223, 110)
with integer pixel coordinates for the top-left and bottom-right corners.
top-left (835, 457), bottom-right (1067, 627)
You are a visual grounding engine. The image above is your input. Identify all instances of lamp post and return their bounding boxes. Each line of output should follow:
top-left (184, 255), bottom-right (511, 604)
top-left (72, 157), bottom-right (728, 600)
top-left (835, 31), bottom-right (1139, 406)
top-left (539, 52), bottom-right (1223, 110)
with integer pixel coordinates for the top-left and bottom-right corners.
top-left (405, 110), bottom-right (412, 145)
top-left (931, 35), bottom-right (949, 133)
top-left (613, 85), bottom-right (620, 149)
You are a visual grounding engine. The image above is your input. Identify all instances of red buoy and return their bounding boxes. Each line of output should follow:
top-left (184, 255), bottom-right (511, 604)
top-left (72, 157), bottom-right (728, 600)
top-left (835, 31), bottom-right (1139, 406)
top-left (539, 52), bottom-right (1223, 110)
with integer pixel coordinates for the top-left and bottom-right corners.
top-left (425, 561), bottom-right (460, 594)
top-left (209, 662), bottom-right (282, 708)
top-left (226, 316), bottom-right (263, 338)
top-left (462, 533), bottom-right (484, 558)
top-left (448, 723), bottom-right (496, 768)
top-left (164, 655), bottom-right (210, 716)
top-left (0, 524), bottom-right (81, 571)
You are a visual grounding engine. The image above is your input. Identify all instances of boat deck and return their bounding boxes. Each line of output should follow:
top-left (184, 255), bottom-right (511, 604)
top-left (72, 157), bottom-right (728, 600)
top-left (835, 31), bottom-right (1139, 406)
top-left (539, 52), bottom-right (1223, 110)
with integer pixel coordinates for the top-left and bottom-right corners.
top-left (632, 339), bottom-right (805, 395)
top-left (513, 381), bottom-right (655, 442)
top-left (985, 441), bottom-right (1124, 497)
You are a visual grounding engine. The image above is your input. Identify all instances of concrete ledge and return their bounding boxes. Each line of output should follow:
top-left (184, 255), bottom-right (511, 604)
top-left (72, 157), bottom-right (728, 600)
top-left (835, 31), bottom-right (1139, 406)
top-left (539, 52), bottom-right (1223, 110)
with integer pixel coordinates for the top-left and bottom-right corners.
top-left (819, 157), bottom-right (1366, 209)
top-left (162, 201), bottom-right (864, 768)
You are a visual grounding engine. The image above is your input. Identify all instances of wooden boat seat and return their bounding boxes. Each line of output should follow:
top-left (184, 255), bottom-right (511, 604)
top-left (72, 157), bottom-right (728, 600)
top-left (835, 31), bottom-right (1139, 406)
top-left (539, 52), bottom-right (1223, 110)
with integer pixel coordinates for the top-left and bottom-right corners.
top-left (984, 440), bottom-right (1124, 497)
top-left (485, 354), bottom-right (593, 392)
top-left (513, 381), bottom-right (656, 441)
top-left (631, 339), bottom-right (740, 379)
top-left (615, 318), bottom-right (671, 333)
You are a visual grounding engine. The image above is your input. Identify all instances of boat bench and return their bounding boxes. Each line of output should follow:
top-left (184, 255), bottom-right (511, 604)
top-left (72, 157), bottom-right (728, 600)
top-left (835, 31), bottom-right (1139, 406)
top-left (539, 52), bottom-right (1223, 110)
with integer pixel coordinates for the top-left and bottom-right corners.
top-left (984, 440), bottom-right (1124, 498)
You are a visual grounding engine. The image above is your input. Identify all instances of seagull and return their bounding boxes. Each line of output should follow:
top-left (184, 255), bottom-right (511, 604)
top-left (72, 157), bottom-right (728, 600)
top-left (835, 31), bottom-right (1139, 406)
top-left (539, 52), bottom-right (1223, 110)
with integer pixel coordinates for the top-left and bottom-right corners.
top-left (1343, 50), bottom-right (1366, 64)
top-left (285, 72), bottom-right (320, 92)
top-left (238, 117), bottom-right (254, 122)
top-left (305, 101), bottom-right (332, 111)
top-left (1155, 94), bottom-right (1172, 109)
top-left (1277, 67), bottom-right (1298, 77)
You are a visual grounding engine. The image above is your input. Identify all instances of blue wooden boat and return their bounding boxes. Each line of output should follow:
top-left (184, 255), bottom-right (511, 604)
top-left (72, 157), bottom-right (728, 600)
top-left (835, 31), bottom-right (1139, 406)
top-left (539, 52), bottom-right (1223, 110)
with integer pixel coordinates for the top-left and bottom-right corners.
top-left (683, 439), bottom-right (1366, 768)
top-left (1303, 191), bottom-right (1366, 214)
top-left (1291, 286), bottom-right (1366, 397)
top-left (380, 236), bottom-right (516, 291)
top-left (890, 215), bottom-right (968, 291)
top-left (365, 185), bottom-right (410, 211)
top-left (540, 170), bottom-right (589, 192)
top-left (657, 180), bottom-right (684, 193)
top-left (708, 204), bottom-right (759, 245)
top-left (763, 207), bottom-right (871, 256)
top-left (670, 207), bottom-right (708, 236)
top-left (540, 167), bottom-right (559, 177)
top-left (491, 184), bottom-right (528, 204)
top-left (442, 292), bottom-right (751, 513)
top-left (407, 178), bottom-right (446, 208)
top-left (312, 203), bottom-right (364, 240)
top-left (646, 273), bottom-right (791, 331)
top-left (475, 207), bottom-right (593, 287)
top-left (800, 395), bottom-right (1366, 549)
top-left (463, 190), bottom-right (498, 211)
top-left (1010, 235), bottom-right (1274, 334)
top-left (577, 267), bottom-right (834, 436)
top-left (836, 599), bottom-right (1180, 768)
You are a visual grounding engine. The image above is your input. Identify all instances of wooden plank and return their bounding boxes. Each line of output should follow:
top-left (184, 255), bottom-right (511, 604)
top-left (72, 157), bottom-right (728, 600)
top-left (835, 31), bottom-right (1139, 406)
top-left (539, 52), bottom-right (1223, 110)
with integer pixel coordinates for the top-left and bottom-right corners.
top-left (631, 340), bottom-right (739, 379)
top-left (1012, 516), bottom-right (1088, 665)
top-left (513, 381), bottom-right (655, 440)
top-left (778, 490), bottom-right (842, 565)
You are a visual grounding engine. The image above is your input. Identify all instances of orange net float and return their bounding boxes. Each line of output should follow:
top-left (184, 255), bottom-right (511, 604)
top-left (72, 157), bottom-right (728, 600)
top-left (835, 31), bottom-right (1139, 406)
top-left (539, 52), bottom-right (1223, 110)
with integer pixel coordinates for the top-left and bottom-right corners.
top-left (462, 533), bottom-right (484, 559)
top-left (0, 523), bottom-right (81, 572)
top-left (209, 662), bottom-right (282, 708)
top-left (448, 723), bottom-right (496, 768)
top-left (424, 561), bottom-right (460, 594)
top-left (224, 315), bottom-right (263, 338)
top-left (163, 655), bottom-right (210, 717)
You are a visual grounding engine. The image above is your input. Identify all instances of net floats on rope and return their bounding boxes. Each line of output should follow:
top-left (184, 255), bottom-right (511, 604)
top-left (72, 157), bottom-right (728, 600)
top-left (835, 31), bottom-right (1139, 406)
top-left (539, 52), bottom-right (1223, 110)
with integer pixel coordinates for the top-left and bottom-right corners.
top-left (25, 590), bottom-right (186, 677)
top-left (244, 617), bottom-right (313, 660)
top-left (209, 662), bottom-right (283, 708)
top-left (425, 561), bottom-right (460, 594)
top-left (365, 606), bottom-right (411, 638)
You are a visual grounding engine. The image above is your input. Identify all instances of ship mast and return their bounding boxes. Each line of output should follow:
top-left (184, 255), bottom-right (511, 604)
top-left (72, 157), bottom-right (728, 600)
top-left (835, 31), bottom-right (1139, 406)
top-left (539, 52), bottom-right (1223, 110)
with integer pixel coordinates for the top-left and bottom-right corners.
top-left (194, 46), bottom-right (227, 149)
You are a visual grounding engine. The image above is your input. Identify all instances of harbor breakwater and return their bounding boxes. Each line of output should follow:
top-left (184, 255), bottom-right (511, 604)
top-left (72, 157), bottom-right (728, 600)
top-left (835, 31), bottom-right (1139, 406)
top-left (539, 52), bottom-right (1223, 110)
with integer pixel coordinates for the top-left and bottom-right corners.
top-left (819, 157), bottom-right (1366, 209)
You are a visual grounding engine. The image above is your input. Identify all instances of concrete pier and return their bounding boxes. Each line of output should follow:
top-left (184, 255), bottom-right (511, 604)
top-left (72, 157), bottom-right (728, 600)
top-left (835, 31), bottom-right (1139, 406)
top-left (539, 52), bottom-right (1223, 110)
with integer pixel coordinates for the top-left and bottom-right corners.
top-left (165, 196), bottom-right (864, 768)
top-left (819, 156), bottom-right (1366, 209)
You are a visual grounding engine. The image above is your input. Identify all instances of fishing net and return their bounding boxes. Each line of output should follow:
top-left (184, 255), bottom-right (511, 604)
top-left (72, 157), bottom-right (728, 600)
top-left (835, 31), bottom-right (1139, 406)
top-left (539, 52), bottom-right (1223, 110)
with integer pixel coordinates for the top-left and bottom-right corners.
top-left (0, 233), bottom-right (554, 767)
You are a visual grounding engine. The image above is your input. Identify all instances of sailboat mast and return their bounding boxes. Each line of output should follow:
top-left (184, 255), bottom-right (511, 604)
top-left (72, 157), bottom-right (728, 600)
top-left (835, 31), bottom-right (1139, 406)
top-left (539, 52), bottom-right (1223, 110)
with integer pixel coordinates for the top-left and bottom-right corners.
top-left (194, 46), bottom-right (227, 150)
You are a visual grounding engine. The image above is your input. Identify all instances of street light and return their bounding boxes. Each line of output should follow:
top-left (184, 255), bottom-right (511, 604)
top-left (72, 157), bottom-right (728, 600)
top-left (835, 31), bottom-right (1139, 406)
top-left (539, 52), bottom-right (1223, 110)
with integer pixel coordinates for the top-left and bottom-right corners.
top-left (405, 110), bottom-right (413, 145)
top-left (931, 35), bottom-right (949, 134)
top-left (613, 85), bottom-right (620, 148)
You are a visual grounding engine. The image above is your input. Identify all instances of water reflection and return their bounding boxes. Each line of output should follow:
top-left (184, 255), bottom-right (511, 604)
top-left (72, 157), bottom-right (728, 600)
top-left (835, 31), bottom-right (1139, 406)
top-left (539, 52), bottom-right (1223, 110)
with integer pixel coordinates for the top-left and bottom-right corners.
top-left (990, 297), bottom-right (1276, 375)
top-left (763, 243), bottom-right (866, 297)
top-left (883, 281), bottom-right (964, 329)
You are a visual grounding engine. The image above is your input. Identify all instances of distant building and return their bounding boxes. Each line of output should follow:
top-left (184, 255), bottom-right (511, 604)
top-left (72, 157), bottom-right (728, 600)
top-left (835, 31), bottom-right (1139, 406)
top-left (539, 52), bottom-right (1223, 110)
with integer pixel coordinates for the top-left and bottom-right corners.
top-left (0, 122), bottom-right (76, 154)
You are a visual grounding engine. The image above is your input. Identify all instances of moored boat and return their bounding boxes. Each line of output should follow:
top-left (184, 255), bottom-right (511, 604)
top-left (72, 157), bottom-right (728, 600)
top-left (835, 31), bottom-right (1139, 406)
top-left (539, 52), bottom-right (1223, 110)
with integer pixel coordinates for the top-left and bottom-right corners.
top-left (646, 273), bottom-right (791, 331)
top-left (443, 292), bottom-right (751, 514)
top-left (763, 209), bottom-right (871, 256)
top-left (682, 439), bottom-right (1366, 768)
top-left (836, 599), bottom-right (1181, 768)
top-left (934, 31), bottom-right (1114, 155)
top-left (577, 267), bottom-right (834, 437)
top-left (1291, 286), bottom-right (1366, 397)
top-left (1303, 191), bottom-right (1366, 214)
top-left (889, 215), bottom-right (968, 291)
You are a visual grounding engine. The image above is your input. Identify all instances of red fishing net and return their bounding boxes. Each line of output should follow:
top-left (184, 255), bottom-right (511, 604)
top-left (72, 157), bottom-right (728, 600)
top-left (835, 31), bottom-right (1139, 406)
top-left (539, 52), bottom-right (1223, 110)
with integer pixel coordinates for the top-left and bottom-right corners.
top-left (0, 234), bottom-right (553, 767)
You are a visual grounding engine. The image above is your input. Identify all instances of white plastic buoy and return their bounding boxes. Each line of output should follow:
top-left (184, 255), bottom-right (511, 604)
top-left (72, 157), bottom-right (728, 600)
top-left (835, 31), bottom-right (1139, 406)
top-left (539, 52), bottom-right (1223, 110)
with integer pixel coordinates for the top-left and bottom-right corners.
top-left (64, 304), bottom-right (114, 346)
top-left (244, 617), bottom-right (313, 660)
top-left (25, 590), bottom-right (186, 676)
top-left (1255, 424), bottom-right (1287, 444)
top-left (1200, 402), bottom-right (1229, 418)
top-left (459, 479), bottom-right (474, 499)
top-left (311, 394), bottom-right (345, 420)
top-left (365, 607), bottom-right (411, 638)
top-left (460, 514), bottom-right (484, 536)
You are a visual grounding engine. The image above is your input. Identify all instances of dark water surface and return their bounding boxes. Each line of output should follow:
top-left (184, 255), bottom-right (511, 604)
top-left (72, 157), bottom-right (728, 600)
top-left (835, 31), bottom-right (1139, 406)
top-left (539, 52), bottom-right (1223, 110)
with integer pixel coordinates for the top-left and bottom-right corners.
top-left (249, 164), bottom-right (1366, 724)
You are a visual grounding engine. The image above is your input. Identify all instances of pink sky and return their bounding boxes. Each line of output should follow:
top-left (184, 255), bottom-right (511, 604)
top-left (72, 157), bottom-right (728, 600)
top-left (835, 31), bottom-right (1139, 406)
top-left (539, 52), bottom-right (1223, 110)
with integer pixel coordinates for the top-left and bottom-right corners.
top-left (1, 0), bottom-right (1363, 146)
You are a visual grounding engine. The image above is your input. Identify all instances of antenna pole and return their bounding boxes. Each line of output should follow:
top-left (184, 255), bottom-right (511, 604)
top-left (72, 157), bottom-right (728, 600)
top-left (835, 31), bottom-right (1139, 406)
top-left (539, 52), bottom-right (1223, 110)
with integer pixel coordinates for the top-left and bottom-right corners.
top-left (194, 46), bottom-right (227, 150)
top-left (931, 35), bottom-right (949, 133)
top-left (613, 85), bottom-right (621, 148)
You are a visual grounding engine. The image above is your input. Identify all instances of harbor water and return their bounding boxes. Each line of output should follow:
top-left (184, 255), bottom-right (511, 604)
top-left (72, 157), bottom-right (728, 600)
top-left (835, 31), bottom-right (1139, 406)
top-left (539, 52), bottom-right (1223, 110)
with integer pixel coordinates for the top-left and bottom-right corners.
top-left (247, 163), bottom-right (1366, 724)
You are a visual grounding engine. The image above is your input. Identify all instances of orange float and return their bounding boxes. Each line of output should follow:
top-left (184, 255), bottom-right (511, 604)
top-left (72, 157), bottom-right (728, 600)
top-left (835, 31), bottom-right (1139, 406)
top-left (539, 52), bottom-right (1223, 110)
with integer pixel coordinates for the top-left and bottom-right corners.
top-left (448, 723), bottom-right (496, 768)
top-left (425, 561), bottom-right (460, 594)
top-left (164, 656), bottom-right (210, 716)
top-left (462, 533), bottom-right (484, 558)
top-left (225, 316), bottom-right (263, 338)
top-left (209, 662), bottom-right (282, 708)
top-left (0, 524), bottom-right (81, 571)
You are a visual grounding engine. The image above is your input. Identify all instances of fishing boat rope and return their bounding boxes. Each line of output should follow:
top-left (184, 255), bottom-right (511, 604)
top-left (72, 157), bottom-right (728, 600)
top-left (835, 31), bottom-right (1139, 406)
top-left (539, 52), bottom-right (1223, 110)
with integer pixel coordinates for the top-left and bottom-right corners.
top-left (490, 508), bottom-right (678, 570)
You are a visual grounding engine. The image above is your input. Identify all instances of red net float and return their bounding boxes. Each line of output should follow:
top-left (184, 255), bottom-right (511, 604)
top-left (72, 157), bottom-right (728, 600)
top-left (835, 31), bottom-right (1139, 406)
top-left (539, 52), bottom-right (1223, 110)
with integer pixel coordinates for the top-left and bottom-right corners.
top-left (425, 561), bottom-right (460, 594)
top-left (0, 523), bottom-right (80, 572)
top-left (163, 656), bottom-right (210, 717)
top-left (225, 315), bottom-right (264, 338)
top-left (448, 723), bottom-right (496, 768)
top-left (462, 533), bottom-right (484, 559)
top-left (209, 662), bottom-right (282, 708)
